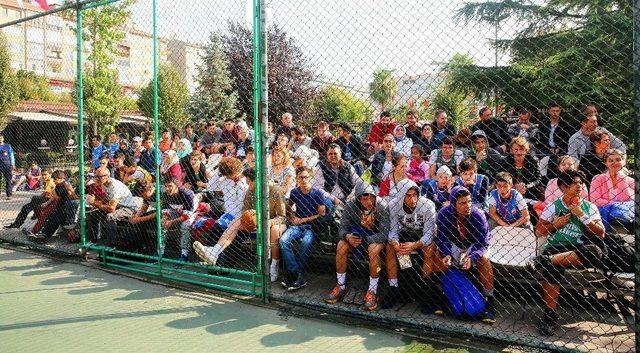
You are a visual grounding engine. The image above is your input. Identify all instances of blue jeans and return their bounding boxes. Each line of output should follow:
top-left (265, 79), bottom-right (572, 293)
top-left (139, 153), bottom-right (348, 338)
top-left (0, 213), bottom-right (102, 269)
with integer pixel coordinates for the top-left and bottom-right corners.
top-left (279, 224), bottom-right (315, 274)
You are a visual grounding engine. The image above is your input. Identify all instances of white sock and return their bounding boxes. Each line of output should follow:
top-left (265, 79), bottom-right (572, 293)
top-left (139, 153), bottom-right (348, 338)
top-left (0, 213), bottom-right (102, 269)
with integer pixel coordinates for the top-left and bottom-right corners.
top-left (181, 249), bottom-right (188, 256)
top-left (389, 278), bottom-right (398, 287)
top-left (207, 244), bottom-right (222, 257)
top-left (270, 259), bottom-right (280, 274)
top-left (368, 277), bottom-right (379, 294)
top-left (337, 272), bottom-right (346, 289)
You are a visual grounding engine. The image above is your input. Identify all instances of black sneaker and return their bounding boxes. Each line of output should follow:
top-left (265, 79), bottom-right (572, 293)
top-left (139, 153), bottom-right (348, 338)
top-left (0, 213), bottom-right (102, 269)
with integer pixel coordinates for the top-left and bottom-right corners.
top-left (482, 296), bottom-right (496, 324)
top-left (287, 273), bottom-right (307, 291)
top-left (381, 286), bottom-right (401, 309)
top-left (538, 308), bottom-right (560, 336)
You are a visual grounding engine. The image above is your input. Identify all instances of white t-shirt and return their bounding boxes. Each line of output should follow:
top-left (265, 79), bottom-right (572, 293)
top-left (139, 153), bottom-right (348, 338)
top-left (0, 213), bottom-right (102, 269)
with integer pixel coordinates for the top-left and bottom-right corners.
top-left (105, 178), bottom-right (139, 210)
top-left (540, 199), bottom-right (600, 224)
top-left (208, 175), bottom-right (248, 218)
top-left (382, 160), bottom-right (393, 179)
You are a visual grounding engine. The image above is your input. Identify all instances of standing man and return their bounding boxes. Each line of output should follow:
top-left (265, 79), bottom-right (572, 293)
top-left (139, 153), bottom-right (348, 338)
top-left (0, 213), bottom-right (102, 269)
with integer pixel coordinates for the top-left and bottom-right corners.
top-left (536, 102), bottom-right (574, 157)
top-left (0, 133), bottom-right (15, 200)
top-left (470, 107), bottom-right (507, 153)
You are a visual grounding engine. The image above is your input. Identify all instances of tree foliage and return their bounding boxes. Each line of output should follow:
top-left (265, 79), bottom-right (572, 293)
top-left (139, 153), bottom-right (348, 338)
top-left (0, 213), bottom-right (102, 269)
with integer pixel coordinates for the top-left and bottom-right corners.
top-left (449, 0), bottom-right (632, 140)
top-left (221, 23), bottom-right (317, 124)
top-left (139, 64), bottom-right (190, 131)
top-left (187, 33), bottom-right (238, 123)
top-left (369, 69), bottom-right (398, 111)
top-left (71, 1), bottom-right (135, 136)
top-left (312, 85), bottom-right (373, 124)
top-left (0, 32), bottom-right (18, 132)
top-left (16, 70), bottom-right (56, 101)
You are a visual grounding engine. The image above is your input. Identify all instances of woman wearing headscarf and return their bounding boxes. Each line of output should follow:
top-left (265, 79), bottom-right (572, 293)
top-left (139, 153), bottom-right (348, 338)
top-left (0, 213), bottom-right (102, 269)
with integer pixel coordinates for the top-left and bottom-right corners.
top-left (160, 150), bottom-right (183, 186)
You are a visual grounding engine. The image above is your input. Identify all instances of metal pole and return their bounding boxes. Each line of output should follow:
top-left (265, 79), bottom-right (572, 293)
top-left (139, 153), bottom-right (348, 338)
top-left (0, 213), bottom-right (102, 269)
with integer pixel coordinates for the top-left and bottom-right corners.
top-left (76, 3), bottom-right (86, 247)
top-left (0, 0), bottom-right (121, 29)
top-left (153, 0), bottom-right (162, 271)
top-left (253, 0), bottom-right (269, 301)
top-left (633, 0), bottom-right (639, 337)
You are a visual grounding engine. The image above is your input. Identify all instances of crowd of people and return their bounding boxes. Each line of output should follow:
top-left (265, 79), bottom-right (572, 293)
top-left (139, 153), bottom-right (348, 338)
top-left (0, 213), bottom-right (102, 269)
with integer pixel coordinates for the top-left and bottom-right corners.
top-left (1, 103), bottom-right (634, 336)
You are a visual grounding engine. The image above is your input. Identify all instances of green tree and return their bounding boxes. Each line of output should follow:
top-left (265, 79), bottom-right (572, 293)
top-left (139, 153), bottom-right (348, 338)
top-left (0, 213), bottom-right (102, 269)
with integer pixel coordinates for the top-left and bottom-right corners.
top-left (139, 64), bottom-right (190, 131)
top-left (16, 70), bottom-right (55, 101)
top-left (431, 54), bottom-right (477, 128)
top-left (187, 33), bottom-right (238, 123)
top-left (71, 1), bottom-right (135, 136)
top-left (312, 85), bottom-right (373, 124)
top-left (369, 69), bottom-right (398, 111)
top-left (450, 0), bottom-right (632, 140)
top-left (0, 33), bottom-right (18, 131)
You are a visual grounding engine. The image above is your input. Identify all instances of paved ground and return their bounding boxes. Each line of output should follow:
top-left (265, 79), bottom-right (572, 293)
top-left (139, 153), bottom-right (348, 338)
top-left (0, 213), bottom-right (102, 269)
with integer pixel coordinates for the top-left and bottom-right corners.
top-left (0, 247), bottom-right (509, 353)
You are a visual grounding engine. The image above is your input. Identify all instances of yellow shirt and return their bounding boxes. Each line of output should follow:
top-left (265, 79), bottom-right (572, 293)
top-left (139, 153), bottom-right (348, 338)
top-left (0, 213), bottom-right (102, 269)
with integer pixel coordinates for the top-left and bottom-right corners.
top-left (43, 179), bottom-right (55, 197)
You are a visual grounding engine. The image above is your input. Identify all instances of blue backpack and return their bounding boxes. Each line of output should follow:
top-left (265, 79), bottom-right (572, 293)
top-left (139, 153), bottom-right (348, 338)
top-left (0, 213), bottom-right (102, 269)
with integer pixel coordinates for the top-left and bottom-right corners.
top-left (440, 269), bottom-right (486, 319)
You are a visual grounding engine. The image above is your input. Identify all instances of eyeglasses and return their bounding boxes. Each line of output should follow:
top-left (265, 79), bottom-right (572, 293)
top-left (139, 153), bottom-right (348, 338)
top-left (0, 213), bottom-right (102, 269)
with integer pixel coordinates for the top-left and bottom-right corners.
top-left (383, 140), bottom-right (394, 143)
top-left (297, 174), bottom-right (312, 180)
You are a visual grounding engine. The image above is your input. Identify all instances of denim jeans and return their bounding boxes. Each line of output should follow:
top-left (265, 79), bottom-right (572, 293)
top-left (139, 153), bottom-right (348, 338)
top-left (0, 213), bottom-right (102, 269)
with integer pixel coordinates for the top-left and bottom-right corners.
top-left (279, 224), bottom-right (315, 274)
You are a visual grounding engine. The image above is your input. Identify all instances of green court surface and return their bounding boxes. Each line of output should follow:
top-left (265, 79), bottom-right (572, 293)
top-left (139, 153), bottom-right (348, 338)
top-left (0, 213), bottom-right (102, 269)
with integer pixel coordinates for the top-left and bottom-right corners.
top-left (0, 247), bottom-right (508, 353)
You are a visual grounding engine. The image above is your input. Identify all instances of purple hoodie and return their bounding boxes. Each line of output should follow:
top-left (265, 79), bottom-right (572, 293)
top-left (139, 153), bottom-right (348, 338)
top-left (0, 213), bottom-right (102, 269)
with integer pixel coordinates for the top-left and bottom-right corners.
top-left (435, 186), bottom-right (490, 262)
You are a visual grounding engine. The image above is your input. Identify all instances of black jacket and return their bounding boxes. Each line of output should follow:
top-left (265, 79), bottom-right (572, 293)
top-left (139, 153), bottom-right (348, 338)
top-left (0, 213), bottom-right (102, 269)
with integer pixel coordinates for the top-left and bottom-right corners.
top-left (500, 155), bottom-right (543, 200)
top-left (470, 118), bottom-right (508, 149)
top-left (535, 118), bottom-right (576, 156)
top-left (334, 135), bottom-right (366, 163)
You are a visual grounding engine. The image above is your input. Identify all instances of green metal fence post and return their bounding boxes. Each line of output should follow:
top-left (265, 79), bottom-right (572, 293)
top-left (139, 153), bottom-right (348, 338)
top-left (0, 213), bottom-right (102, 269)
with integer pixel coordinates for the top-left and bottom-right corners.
top-left (253, 0), bottom-right (269, 301)
top-left (633, 0), bottom-right (639, 336)
top-left (153, 0), bottom-right (162, 273)
top-left (76, 2), bottom-right (86, 248)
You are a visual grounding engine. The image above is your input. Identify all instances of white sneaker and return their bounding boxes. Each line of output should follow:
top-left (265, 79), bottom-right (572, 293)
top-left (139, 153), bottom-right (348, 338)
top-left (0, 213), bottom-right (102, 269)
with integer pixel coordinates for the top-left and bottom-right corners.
top-left (270, 267), bottom-right (279, 282)
top-left (192, 241), bottom-right (219, 265)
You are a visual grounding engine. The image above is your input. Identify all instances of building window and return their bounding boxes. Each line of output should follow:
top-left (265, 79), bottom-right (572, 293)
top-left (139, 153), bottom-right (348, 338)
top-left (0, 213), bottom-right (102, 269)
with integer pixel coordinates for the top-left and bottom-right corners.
top-left (49, 62), bottom-right (62, 74)
top-left (117, 44), bottom-right (130, 58)
top-left (47, 49), bottom-right (62, 59)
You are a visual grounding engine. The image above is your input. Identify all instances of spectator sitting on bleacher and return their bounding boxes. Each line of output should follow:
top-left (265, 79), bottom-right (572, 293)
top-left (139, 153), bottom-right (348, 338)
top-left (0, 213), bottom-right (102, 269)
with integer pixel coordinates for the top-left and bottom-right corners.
top-left (269, 147), bottom-right (296, 199)
top-left (131, 136), bottom-right (144, 164)
top-left (84, 167), bottom-right (140, 246)
top-left (91, 135), bottom-right (107, 170)
top-left (176, 138), bottom-right (193, 160)
top-left (290, 127), bottom-right (312, 152)
top-left (106, 132), bottom-right (120, 157)
top-left (578, 130), bottom-right (609, 184)
top-left (378, 155), bottom-right (408, 201)
top-left (279, 166), bottom-right (327, 291)
top-left (567, 111), bottom-right (626, 162)
top-left (158, 130), bottom-right (174, 153)
top-left (589, 149), bottom-right (634, 233)
top-left (534, 170), bottom-right (605, 336)
top-left (371, 133), bottom-right (400, 187)
top-left (430, 109), bottom-right (456, 145)
top-left (393, 125), bottom-right (413, 158)
top-left (112, 153), bottom-right (127, 182)
top-left (454, 158), bottom-right (489, 211)
top-left (367, 111), bottom-right (396, 152)
top-left (421, 165), bottom-right (454, 212)
top-left (314, 144), bottom-right (360, 202)
top-left (469, 130), bottom-right (503, 182)
top-left (487, 172), bottom-right (530, 229)
top-left (181, 150), bottom-right (212, 194)
top-left (116, 139), bottom-right (132, 159)
top-left (383, 180), bottom-right (436, 310)
top-left (454, 128), bottom-right (473, 158)
top-left (139, 135), bottom-right (157, 175)
top-left (273, 133), bottom-right (290, 153)
top-left (432, 186), bottom-right (496, 324)
top-left (25, 162), bottom-right (42, 190)
top-left (507, 108), bottom-right (539, 149)
top-left (427, 136), bottom-right (464, 179)
top-left (160, 150), bottom-right (183, 187)
top-left (322, 181), bottom-right (390, 312)
top-left (10, 167), bottom-right (26, 194)
top-left (27, 170), bottom-right (79, 242)
top-left (415, 124), bottom-right (437, 156)
top-left (193, 169), bottom-right (286, 280)
top-left (310, 121), bottom-right (335, 161)
top-left (404, 110), bottom-right (422, 143)
top-left (5, 168), bottom-right (53, 229)
top-left (544, 156), bottom-right (587, 207)
top-left (407, 145), bottom-right (429, 184)
top-left (275, 112), bottom-right (294, 139)
top-left (470, 107), bottom-right (507, 153)
top-left (334, 123), bottom-right (366, 165)
top-left (500, 137), bottom-right (542, 200)
top-left (235, 129), bottom-right (251, 160)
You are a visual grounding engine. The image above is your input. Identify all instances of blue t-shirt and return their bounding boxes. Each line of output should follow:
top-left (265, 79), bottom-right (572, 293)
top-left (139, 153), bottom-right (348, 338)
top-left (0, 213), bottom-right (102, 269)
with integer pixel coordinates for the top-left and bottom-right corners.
top-left (108, 143), bottom-right (119, 157)
top-left (92, 144), bottom-right (106, 169)
top-left (289, 187), bottom-right (325, 219)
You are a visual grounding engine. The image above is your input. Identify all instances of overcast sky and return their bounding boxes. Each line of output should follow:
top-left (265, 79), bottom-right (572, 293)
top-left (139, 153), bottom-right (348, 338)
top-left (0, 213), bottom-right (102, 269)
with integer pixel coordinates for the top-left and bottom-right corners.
top-left (130, 0), bottom-right (515, 88)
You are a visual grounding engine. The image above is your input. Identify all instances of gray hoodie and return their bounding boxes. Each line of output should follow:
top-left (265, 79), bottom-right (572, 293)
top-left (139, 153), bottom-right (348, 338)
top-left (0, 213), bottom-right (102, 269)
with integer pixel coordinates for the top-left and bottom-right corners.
top-left (388, 180), bottom-right (436, 245)
top-left (339, 182), bottom-right (390, 243)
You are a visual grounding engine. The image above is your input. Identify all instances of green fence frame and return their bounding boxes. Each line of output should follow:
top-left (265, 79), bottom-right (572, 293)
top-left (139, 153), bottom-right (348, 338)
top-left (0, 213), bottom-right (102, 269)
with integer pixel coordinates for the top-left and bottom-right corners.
top-left (70, 0), bottom-right (269, 299)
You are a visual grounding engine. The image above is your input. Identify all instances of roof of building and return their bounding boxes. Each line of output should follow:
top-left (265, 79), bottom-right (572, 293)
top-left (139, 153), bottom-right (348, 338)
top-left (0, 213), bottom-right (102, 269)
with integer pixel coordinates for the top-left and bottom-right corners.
top-left (11, 100), bottom-right (147, 125)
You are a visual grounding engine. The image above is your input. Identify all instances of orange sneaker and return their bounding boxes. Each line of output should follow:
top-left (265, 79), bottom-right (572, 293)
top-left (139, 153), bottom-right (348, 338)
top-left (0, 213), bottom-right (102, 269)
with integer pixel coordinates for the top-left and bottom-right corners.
top-left (363, 290), bottom-right (378, 312)
top-left (323, 284), bottom-right (347, 304)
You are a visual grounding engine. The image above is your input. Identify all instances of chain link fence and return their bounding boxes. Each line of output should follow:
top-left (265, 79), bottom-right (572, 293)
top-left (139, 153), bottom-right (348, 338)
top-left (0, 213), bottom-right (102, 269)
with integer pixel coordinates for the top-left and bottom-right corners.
top-left (0, 0), bottom-right (636, 352)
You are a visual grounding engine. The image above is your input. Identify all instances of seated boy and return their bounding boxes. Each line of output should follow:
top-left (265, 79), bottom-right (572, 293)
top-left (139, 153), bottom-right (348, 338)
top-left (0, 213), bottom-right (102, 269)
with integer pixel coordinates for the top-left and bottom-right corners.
top-left (534, 170), bottom-right (605, 336)
top-left (455, 158), bottom-right (489, 211)
top-left (487, 172), bottom-right (530, 229)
